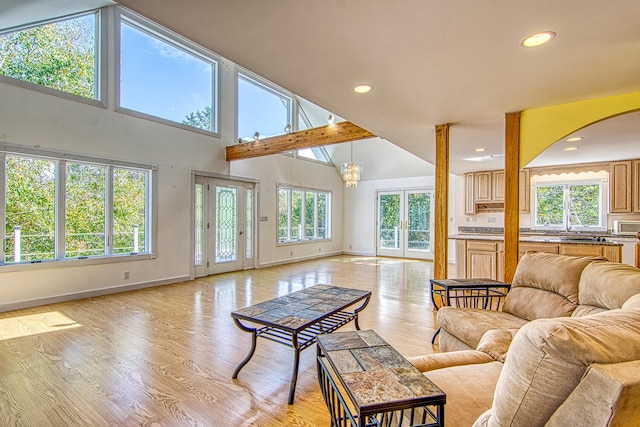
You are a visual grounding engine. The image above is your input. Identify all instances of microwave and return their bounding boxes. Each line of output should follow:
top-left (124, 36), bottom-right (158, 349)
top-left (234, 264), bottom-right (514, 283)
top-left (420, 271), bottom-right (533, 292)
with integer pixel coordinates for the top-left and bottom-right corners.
top-left (613, 220), bottom-right (640, 235)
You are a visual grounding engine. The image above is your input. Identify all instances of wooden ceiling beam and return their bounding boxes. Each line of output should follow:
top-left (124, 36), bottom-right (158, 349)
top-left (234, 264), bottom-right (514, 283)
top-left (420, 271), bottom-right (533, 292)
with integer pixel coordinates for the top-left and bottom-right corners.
top-left (225, 121), bottom-right (375, 161)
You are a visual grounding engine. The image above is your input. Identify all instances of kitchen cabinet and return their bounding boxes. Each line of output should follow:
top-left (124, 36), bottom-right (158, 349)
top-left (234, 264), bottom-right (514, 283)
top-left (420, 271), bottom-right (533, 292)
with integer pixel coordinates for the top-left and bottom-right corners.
top-left (464, 168), bottom-right (530, 213)
top-left (492, 170), bottom-right (505, 202)
top-left (610, 160), bottom-right (633, 213)
top-left (466, 241), bottom-right (504, 281)
top-left (559, 244), bottom-right (621, 262)
top-left (455, 238), bottom-right (622, 280)
top-left (464, 173), bottom-right (476, 214)
top-left (474, 171), bottom-right (492, 202)
top-left (519, 169), bottom-right (530, 213)
top-left (634, 160), bottom-right (640, 213)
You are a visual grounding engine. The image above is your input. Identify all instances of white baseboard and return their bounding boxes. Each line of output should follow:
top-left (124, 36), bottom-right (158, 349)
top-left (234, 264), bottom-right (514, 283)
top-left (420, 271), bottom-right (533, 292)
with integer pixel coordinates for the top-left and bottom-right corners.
top-left (0, 275), bottom-right (190, 313)
top-left (258, 251), bottom-right (344, 268)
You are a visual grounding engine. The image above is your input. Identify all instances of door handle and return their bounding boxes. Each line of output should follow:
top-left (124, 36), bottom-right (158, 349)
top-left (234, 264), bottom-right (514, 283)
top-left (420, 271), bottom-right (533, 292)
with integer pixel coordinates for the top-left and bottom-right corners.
top-left (239, 231), bottom-right (244, 235)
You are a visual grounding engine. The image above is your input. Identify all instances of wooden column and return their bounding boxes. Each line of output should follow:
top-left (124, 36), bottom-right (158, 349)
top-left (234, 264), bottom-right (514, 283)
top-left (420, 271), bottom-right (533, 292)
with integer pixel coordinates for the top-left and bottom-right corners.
top-left (504, 112), bottom-right (521, 283)
top-left (434, 124), bottom-right (450, 279)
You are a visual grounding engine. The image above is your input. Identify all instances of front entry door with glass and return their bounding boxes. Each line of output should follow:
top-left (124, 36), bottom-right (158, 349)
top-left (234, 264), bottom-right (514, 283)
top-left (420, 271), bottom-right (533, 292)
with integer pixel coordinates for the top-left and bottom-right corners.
top-left (376, 190), bottom-right (434, 260)
top-left (194, 177), bottom-right (255, 277)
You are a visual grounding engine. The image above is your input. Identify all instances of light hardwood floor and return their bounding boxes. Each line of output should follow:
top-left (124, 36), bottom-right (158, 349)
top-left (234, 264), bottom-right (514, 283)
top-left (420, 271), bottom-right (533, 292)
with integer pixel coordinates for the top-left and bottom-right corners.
top-left (0, 255), bottom-right (439, 426)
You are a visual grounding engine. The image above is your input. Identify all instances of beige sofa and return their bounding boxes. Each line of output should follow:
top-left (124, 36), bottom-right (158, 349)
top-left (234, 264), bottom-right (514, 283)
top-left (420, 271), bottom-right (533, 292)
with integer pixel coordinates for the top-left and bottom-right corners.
top-left (408, 252), bottom-right (640, 426)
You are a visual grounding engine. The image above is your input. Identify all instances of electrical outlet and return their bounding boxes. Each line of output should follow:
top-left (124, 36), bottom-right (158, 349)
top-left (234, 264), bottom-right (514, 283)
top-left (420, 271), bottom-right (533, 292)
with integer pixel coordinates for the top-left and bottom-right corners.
top-left (488, 217), bottom-right (496, 223)
top-left (123, 271), bottom-right (129, 279)
top-left (290, 251), bottom-right (293, 256)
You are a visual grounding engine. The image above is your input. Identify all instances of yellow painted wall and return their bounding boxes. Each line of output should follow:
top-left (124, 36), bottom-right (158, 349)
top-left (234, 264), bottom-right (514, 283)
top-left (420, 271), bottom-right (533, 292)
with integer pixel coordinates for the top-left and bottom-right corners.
top-left (520, 92), bottom-right (640, 167)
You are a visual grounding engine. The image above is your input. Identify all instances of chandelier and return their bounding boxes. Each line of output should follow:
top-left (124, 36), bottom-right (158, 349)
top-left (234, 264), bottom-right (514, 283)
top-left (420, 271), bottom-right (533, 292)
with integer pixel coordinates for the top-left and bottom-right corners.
top-left (341, 143), bottom-right (362, 188)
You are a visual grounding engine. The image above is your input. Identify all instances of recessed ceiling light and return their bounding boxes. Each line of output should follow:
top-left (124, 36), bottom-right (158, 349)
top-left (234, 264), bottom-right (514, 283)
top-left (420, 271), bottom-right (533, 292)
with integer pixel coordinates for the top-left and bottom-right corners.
top-left (565, 137), bottom-right (583, 142)
top-left (563, 146), bottom-right (579, 151)
top-left (353, 84), bottom-right (373, 94)
top-left (474, 147), bottom-right (486, 152)
top-left (521, 31), bottom-right (556, 48)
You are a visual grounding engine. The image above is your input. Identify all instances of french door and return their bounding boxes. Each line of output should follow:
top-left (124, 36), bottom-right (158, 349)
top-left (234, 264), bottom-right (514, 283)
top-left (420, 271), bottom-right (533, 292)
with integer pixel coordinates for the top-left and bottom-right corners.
top-left (194, 176), bottom-right (256, 277)
top-left (376, 189), bottom-right (434, 260)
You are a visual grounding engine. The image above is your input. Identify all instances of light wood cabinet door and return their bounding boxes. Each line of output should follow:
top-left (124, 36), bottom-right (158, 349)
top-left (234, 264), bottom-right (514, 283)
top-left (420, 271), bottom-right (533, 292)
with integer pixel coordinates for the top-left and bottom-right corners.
top-left (634, 160), bottom-right (640, 213)
top-left (603, 246), bottom-right (621, 263)
top-left (492, 170), bottom-right (505, 202)
top-left (467, 250), bottom-right (497, 280)
top-left (455, 239), bottom-right (467, 279)
top-left (474, 171), bottom-right (492, 202)
top-left (559, 244), bottom-right (603, 258)
top-left (610, 161), bottom-right (632, 213)
top-left (464, 173), bottom-right (476, 214)
top-left (519, 169), bottom-right (530, 213)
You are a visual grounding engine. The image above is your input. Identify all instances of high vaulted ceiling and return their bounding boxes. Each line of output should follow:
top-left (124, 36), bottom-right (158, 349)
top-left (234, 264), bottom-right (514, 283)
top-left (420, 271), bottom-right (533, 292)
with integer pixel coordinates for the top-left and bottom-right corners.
top-left (5, 1), bottom-right (640, 175)
top-left (114, 0), bottom-right (640, 174)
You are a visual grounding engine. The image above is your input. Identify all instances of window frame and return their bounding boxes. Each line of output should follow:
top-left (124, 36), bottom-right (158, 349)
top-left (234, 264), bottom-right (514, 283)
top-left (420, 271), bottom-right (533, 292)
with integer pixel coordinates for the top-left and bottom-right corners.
top-left (236, 68), bottom-right (294, 142)
top-left (277, 184), bottom-right (331, 245)
top-left (115, 7), bottom-right (220, 136)
top-left (531, 179), bottom-right (607, 232)
top-left (0, 9), bottom-right (106, 108)
top-left (0, 143), bottom-right (157, 270)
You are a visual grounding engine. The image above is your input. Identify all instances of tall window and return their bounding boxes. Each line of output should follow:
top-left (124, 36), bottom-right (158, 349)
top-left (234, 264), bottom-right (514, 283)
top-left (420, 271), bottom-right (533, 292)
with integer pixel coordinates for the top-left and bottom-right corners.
top-left (238, 72), bottom-right (292, 141)
top-left (3, 151), bottom-right (153, 265)
top-left (119, 12), bottom-right (217, 132)
top-left (0, 12), bottom-right (99, 99)
top-left (65, 162), bottom-right (106, 257)
top-left (533, 181), bottom-right (605, 231)
top-left (5, 156), bottom-right (57, 262)
top-left (278, 186), bottom-right (331, 243)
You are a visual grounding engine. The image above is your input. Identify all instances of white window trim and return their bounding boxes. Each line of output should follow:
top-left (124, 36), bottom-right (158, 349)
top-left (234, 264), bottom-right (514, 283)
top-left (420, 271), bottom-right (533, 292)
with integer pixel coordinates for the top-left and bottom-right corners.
top-left (236, 67), bottom-right (295, 142)
top-left (276, 184), bottom-right (332, 245)
top-left (0, 143), bottom-right (158, 269)
top-left (114, 6), bottom-right (221, 136)
top-left (0, 9), bottom-right (107, 108)
top-left (531, 178), bottom-right (607, 232)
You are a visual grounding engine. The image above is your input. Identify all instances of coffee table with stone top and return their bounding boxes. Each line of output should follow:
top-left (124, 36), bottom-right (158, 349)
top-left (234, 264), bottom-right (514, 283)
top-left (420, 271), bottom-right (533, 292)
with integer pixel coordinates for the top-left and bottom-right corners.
top-left (317, 330), bottom-right (446, 427)
top-left (231, 284), bottom-right (371, 404)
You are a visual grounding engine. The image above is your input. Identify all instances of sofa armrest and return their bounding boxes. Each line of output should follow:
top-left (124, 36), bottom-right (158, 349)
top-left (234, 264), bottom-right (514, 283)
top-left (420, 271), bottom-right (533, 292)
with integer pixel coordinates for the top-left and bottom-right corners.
top-left (408, 350), bottom-right (494, 372)
top-left (476, 329), bottom-right (519, 363)
top-left (545, 360), bottom-right (640, 427)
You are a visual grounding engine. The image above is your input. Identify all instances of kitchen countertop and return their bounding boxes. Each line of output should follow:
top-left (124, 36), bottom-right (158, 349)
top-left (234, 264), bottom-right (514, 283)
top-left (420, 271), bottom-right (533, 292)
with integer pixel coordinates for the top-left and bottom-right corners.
top-left (449, 234), bottom-right (624, 246)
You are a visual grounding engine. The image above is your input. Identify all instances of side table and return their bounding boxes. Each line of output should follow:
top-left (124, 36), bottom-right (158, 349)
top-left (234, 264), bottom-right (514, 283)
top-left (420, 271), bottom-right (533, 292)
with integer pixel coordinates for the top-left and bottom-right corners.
top-left (317, 330), bottom-right (446, 427)
top-left (430, 278), bottom-right (510, 344)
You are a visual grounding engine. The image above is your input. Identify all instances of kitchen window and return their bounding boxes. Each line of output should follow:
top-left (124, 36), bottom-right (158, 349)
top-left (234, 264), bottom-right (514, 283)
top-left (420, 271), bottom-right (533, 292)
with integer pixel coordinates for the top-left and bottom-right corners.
top-left (532, 180), bottom-right (606, 231)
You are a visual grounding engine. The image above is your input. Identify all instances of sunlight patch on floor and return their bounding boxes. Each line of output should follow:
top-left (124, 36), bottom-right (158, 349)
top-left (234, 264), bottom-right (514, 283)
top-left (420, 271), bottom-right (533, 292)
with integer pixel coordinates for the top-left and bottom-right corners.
top-left (0, 311), bottom-right (81, 341)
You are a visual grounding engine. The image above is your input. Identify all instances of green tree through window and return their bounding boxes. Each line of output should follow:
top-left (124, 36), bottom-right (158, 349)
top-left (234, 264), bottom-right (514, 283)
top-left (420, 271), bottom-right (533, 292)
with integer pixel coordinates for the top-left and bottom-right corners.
top-left (0, 13), bottom-right (96, 98)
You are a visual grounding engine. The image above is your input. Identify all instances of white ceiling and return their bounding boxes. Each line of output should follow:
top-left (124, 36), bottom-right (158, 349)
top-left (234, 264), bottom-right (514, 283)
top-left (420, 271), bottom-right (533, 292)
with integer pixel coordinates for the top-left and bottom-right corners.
top-left (113, 0), bottom-right (640, 175)
top-left (5, 1), bottom-right (640, 177)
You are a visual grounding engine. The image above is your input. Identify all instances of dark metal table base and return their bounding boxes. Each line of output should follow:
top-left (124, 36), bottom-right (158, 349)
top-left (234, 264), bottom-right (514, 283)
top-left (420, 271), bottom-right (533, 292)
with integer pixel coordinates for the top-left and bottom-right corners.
top-left (231, 285), bottom-right (371, 404)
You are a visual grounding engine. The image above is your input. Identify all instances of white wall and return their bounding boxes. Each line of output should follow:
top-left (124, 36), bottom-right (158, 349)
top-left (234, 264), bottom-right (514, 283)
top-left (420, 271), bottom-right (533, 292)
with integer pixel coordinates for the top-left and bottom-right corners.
top-left (342, 175), bottom-right (457, 258)
top-left (0, 43), bottom-right (349, 310)
top-left (230, 155), bottom-right (345, 267)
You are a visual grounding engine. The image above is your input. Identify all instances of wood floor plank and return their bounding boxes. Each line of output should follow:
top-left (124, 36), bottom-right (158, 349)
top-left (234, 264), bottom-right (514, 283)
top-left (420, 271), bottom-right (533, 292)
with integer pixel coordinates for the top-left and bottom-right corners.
top-left (0, 255), bottom-right (438, 426)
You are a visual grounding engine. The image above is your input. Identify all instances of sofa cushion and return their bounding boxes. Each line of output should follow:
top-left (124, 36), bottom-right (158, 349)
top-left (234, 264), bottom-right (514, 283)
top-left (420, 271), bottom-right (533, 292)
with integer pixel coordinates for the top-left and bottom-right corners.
top-left (425, 361), bottom-right (503, 427)
top-left (485, 309), bottom-right (640, 427)
top-left (544, 360), bottom-right (640, 427)
top-left (577, 261), bottom-right (640, 311)
top-left (437, 307), bottom-right (527, 350)
top-left (503, 251), bottom-right (601, 321)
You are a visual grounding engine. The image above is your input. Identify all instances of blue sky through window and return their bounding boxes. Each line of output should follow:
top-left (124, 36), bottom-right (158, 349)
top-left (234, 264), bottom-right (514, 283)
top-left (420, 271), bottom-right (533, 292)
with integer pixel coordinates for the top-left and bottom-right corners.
top-left (238, 75), bottom-right (291, 140)
top-left (120, 20), bottom-right (213, 129)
